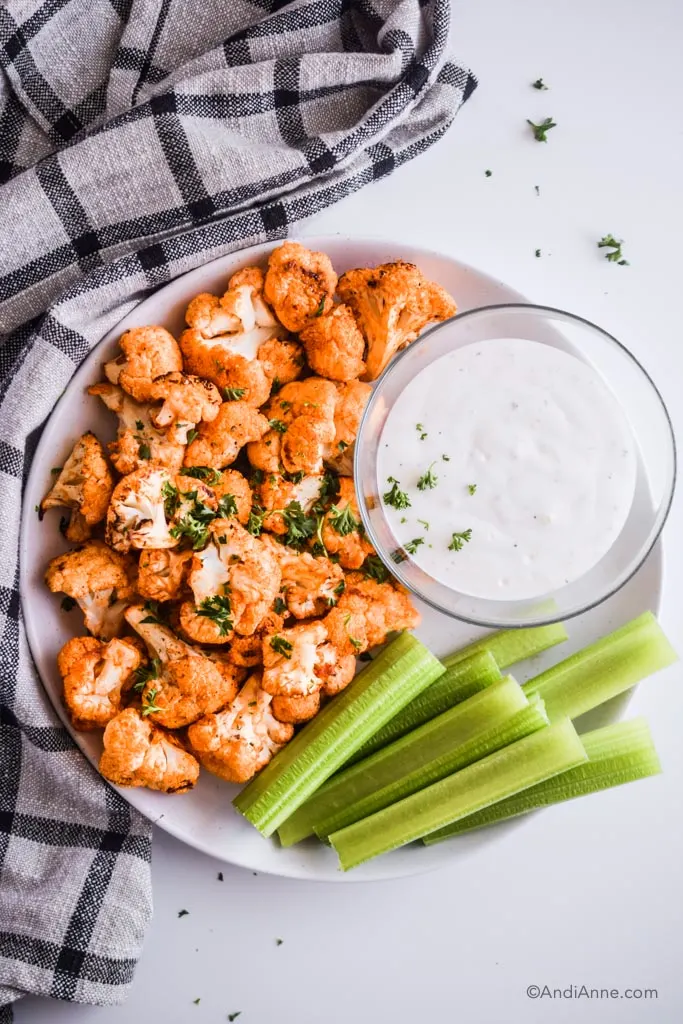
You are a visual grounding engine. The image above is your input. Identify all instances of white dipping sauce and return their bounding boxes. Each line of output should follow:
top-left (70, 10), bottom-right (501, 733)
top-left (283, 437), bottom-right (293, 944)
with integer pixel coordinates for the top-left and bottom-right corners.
top-left (378, 338), bottom-right (637, 601)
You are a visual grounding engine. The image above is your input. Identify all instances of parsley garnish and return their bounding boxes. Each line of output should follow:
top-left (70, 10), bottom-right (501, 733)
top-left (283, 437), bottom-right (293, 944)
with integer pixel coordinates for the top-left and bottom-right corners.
top-left (441, 454), bottom-right (450, 462)
top-left (186, 427), bottom-right (198, 444)
top-left (180, 466), bottom-right (221, 484)
top-left (417, 518), bottom-right (430, 531)
top-left (135, 419), bottom-right (144, 430)
top-left (362, 555), bottom-right (390, 583)
top-left (417, 463), bottom-right (438, 491)
top-left (282, 469), bottom-right (305, 485)
top-left (250, 468), bottom-right (265, 486)
top-left (534, 184), bottom-right (540, 196)
top-left (162, 480), bottom-right (181, 519)
top-left (222, 387), bottom-right (246, 401)
top-left (60, 596), bottom-right (77, 611)
top-left (532, 77), bottom-right (548, 90)
top-left (273, 596), bottom-right (287, 615)
top-left (383, 477), bottom-right (411, 510)
top-left (535, 249), bottom-right (541, 258)
top-left (527, 117), bottom-right (556, 142)
top-left (141, 688), bottom-right (162, 717)
top-left (281, 501), bottom-right (317, 548)
top-left (138, 442), bottom-right (151, 460)
top-left (448, 529), bottom-right (472, 552)
top-left (276, 938), bottom-right (283, 946)
top-left (314, 296), bottom-right (326, 317)
top-left (270, 635), bottom-right (293, 658)
top-left (193, 998), bottom-right (200, 1005)
top-left (228, 1014), bottom-right (241, 1022)
top-left (279, 400), bottom-right (292, 412)
top-left (51, 466), bottom-right (62, 475)
top-left (140, 600), bottom-right (165, 625)
top-left (337, 440), bottom-right (349, 451)
top-left (133, 658), bottom-right (161, 692)
top-left (268, 418), bottom-right (288, 434)
top-left (349, 636), bottom-right (363, 651)
top-left (485, 169), bottom-right (492, 177)
top-left (327, 504), bottom-right (359, 536)
top-left (178, 909), bottom-right (189, 918)
top-left (405, 537), bottom-right (424, 555)
top-left (468, 483), bottom-right (477, 495)
top-left (415, 423), bottom-right (428, 440)
top-left (246, 505), bottom-right (267, 536)
top-left (170, 492), bottom-right (217, 549)
top-left (216, 494), bottom-right (238, 518)
top-left (312, 469), bottom-right (339, 513)
top-left (598, 234), bottom-right (629, 266)
top-left (197, 594), bottom-right (233, 635)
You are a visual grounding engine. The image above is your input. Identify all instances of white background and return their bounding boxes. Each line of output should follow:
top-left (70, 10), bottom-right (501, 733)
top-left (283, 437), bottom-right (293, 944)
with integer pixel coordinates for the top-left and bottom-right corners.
top-left (17, 0), bottom-right (683, 1021)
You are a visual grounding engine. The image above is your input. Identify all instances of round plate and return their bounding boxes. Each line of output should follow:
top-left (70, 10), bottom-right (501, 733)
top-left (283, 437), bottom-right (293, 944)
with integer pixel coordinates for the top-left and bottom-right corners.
top-left (20, 237), bottom-right (662, 881)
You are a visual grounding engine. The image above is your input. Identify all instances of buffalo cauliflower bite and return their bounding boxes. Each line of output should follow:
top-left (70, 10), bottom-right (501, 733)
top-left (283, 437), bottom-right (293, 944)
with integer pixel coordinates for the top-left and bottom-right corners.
top-left (337, 260), bottom-right (457, 380)
top-left (256, 336), bottom-right (305, 386)
top-left (188, 674), bottom-right (293, 783)
top-left (147, 372), bottom-right (221, 443)
top-left (125, 604), bottom-right (235, 728)
top-left (185, 292), bottom-right (241, 338)
top-left (320, 477), bottom-right (373, 569)
top-left (184, 401), bottom-right (269, 469)
top-left (137, 548), bottom-right (193, 602)
top-left (57, 635), bottom-right (142, 730)
top-left (41, 432), bottom-right (114, 543)
top-left (180, 332), bottom-right (272, 408)
top-left (89, 382), bottom-right (184, 475)
top-left (228, 611), bottom-right (285, 668)
top-left (325, 380), bottom-right (372, 475)
top-left (104, 325), bottom-right (182, 401)
top-left (264, 242), bottom-right (337, 332)
top-left (100, 707), bottom-right (200, 793)
top-left (263, 537), bottom-right (344, 618)
top-left (258, 473), bottom-right (323, 536)
top-left (45, 540), bottom-right (136, 639)
top-left (324, 596), bottom-right (369, 656)
top-left (261, 620), bottom-right (329, 698)
top-left (281, 415), bottom-right (335, 476)
top-left (210, 468), bottom-right (252, 525)
top-left (106, 465), bottom-right (178, 552)
top-left (271, 691), bottom-right (321, 725)
top-left (265, 377), bottom-right (338, 424)
top-left (326, 574), bottom-right (420, 655)
top-left (314, 643), bottom-right (357, 696)
top-left (251, 378), bottom-right (338, 477)
top-left (299, 304), bottom-right (366, 381)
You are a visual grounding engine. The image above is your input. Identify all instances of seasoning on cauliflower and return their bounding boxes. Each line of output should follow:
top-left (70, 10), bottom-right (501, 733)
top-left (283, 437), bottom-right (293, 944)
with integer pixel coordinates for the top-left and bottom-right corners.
top-left (99, 707), bottom-right (200, 793)
top-left (320, 477), bottom-right (373, 569)
top-left (125, 604), bottom-right (238, 728)
top-left (208, 468), bottom-right (252, 525)
top-left (137, 548), bottom-right (193, 602)
top-left (299, 304), bottom-right (366, 381)
top-left (256, 336), bottom-right (305, 386)
top-left (188, 674), bottom-right (293, 783)
top-left (337, 260), bottom-right (457, 380)
top-left (246, 378), bottom-right (338, 478)
top-left (325, 379), bottom-right (372, 475)
top-left (271, 691), bottom-right (321, 725)
top-left (184, 400), bottom-right (269, 469)
top-left (185, 292), bottom-right (241, 338)
top-left (264, 537), bottom-right (344, 618)
top-left (228, 611), bottom-right (285, 668)
top-left (264, 241), bottom-right (337, 332)
top-left (41, 432), bottom-right (114, 543)
top-left (261, 620), bottom-right (329, 698)
top-left (106, 465), bottom-right (178, 552)
top-left (89, 382), bottom-right (184, 475)
top-left (45, 540), bottom-right (137, 639)
top-left (57, 635), bottom-right (142, 730)
top-left (104, 325), bottom-right (182, 401)
top-left (147, 372), bottom-right (221, 444)
top-left (314, 643), bottom-right (357, 695)
top-left (325, 573), bottom-right (420, 655)
top-left (257, 473), bottom-right (323, 537)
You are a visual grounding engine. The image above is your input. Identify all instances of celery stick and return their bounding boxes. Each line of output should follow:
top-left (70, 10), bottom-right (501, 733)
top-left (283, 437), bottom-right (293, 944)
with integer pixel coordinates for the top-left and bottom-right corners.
top-left (423, 717), bottom-right (661, 842)
top-left (345, 650), bottom-right (501, 766)
top-left (522, 612), bottom-right (678, 722)
top-left (233, 634), bottom-right (444, 836)
top-left (278, 675), bottom-right (539, 846)
top-left (443, 621), bottom-right (568, 671)
top-left (329, 718), bottom-right (587, 870)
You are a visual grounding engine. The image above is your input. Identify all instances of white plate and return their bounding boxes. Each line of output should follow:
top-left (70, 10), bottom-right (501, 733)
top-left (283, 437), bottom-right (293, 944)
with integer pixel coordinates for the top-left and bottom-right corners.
top-left (20, 237), bottom-right (662, 881)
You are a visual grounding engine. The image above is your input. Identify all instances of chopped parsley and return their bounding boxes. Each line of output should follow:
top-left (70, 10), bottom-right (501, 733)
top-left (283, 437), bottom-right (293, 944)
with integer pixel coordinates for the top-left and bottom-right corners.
top-left (527, 116), bottom-right (556, 142)
top-left (135, 419), bottom-right (144, 430)
top-left (598, 234), bottom-right (629, 266)
top-left (138, 442), bottom-right (151, 460)
top-left (228, 1014), bottom-right (241, 1022)
top-left (273, 596), bottom-right (287, 615)
top-left (222, 387), bottom-right (246, 401)
top-left (349, 636), bottom-right (363, 651)
top-left (193, 998), bottom-right (200, 1005)
top-left (270, 635), bottom-right (293, 658)
top-left (217, 872), bottom-right (224, 882)
top-left (170, 491), bottom-right (217, 549)
top-left (383, 477), bottom-right (411, 510)
top-left (282, 469), bottom-right (305, 485)
top-left (186, 427), bottom-right (199, 444)
top-left (417, 462), bottom-right (438, 491)
top-left (268, 418), bottom-right (288, 434)
top-left (162, 480), bottom-right (181, 519)
top-left (246, 504), bottom-right (267, 536)
top-left (60, 596), bottom-right (77, 611)
top-left (281, 501), bottom-right (317, 548)
top-left (276, 938), bottom-right (284, 946)
top-left (314, 296), bottom-right (326, 317)
top-left (337, 439), bottom-right (349, 451)
top-left (532, 77), bottom-right (548, 90)
top-left (180, 466), bottom-right (221, 484)
top-left (448, 528), bottom-right (473, 552)
top-left (197, 594), bottom-right (233, 635)
top-left (312, 469), bottom-right (339, 513)
top-left (327, 503), bottom-right (359, 536)
top-left (362, 555), bottom-right (390, 583)
top-left (250, 468), bottom-right (265, 486)
top-left (140, 600), bottom-right (165, 625)
top-left (534, 184), bottom-right (540, 196)
top-left (485, 169), bottom-right (492, 177)
top-left (216, 494), bottom-right (238, 518)
top-left (441, 454), bottom-right (450, 462)
top-left (405, 537), bottom-right (424, 555)
top-left (535, 249), bottom-right (541, 258)
top-left (417, 518), bottom-right (430, 531)
top-left (468, 483), bottom-right (477, 495)
top-left (141, 688), bottom-right (162, 717)
top-left (279, 400), bottom-right (292, 413)
top-left (133, 658), bottom-right (161, 692)
top-left (415, 422), bottom-right (428, 440)
top-left (50, 466), bottom-right (62, 475)
top-left (178, 909), bottom-right (189, 918)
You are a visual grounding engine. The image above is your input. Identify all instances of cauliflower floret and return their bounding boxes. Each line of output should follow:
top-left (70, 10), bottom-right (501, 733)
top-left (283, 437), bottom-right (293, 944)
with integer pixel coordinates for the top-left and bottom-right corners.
top-left (137, 548), bottom-right (193, 602)
top-left (325, 574), bottom-right (421, 655)
top-left (261, 620), bottom-right (329, 698)
top-left (265, 377), bottom-right (338, 423)
top-left (41, 432), bottom-right (114, 543)
top-left (188, 674), bottom-right (293, 783)
top-left (324, 595), bottom-right (369, 657)
top-left (280, 416), bottom-right (336, 477)
top-left (210, 468), bottom-right (252, 525)
top-left (100, 707), bottom-right (200, 793)
top-left (45, 540), bottom-right (137, 639)
top-left (185, 292), bottom-right (241, 338)
top-left (320, 477), bottom-right (373, 569)
top-left (337, 261), bottom-right (457, 380)
top-left (125, 604), bottom-right (237, 728)
top-left (263, 537), bottom-right (344, 618)
top-left (249, 378), bottom-right (338, 477)
top-left (271, 691), bottom-right (321, 725)
top-left (104, 325), bottom-right (182, 401)
top-left (299, 304), bottom-right (366, 381)
top-left (245, 428), bottom-right (282, 475)
top-left (183, 520), bottom-right (281, 640)
top-left (264, 242), bottom-right (337, 332)
top-left (179, 333), bottom-right (272, 408)
top-left (184, 400), bottom-right (269, 469)
top-left (89, 382), bottom-right (184, 475)
top-left (106, 465), bottom-right (178, 552)
top-left (325, 379), bottom-right (372, 473)
top-left (258, 473), bottom-right (323, 537)
top-left (314, 642), bottom-right (357, 696)
top-left (228, 611), bottom-right (285, 668)
top-left (147, 372), bottom-right (221, 444)
top-left (57, 635), bottom-right (142, 730)
top-left (257, 336), bottom-right (305, 386)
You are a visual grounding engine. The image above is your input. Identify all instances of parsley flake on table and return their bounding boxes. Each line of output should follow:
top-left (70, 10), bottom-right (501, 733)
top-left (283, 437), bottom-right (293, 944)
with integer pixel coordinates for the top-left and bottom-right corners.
top-left (270, 635), bottom-right (293, 658)
top-left (178, 909), bottom-right (189, 918)
top-left (527, 117), bottom-right (556, 142)
top-left (415, 422), bottom-right (428, 440)
top-left (441, 454), bottom-right (450, 461)
top-left (197, 594), bottom-right (233, 635)
top-left (485, 169), bottom-right (492, 177)
top-left (535, 249), bottom-right (541, 258)
top-left (328, 503), bottom-right (359, 536)
top-left (383, 477), bottom-right (411, 510)
top-left (534, 184), bottom-right (540, 196)
top-left (404, 537), bottom-right (424, 555)
top-left (227, 1013), bottom-right (241, 1022)
top-left (468, 483), bottom-right (477, 495)
top-left (448, 529), bottom-right (472, 552)
top-left (417, 518), bottom-right (430, 531)
top-left (598, 234), bottom-right (629, 265)
top-left (532, 77), bottom-right (548, 90)
top-left (417, 462), bottom-right (438, 491)
top-left (276, 938), bottom-right (284, 946)
top-left (193, 998), bottom-right (201, 1005)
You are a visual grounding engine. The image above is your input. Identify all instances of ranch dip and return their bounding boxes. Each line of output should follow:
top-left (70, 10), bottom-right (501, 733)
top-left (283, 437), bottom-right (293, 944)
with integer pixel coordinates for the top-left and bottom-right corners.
top-left (377, 338), bottom-right (637, 601)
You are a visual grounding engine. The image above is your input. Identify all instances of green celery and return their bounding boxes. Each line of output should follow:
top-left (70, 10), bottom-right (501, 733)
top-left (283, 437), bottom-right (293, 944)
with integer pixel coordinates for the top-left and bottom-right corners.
top-left (423, 717), bottom-right (661, 842)
top-left (278, 675), bottom-right (541, 846)
top-left (522, 612), bottom-right (678, 721)
top-left (443, 621), bottom-right (568, 671)
top-left (345, 650), bottom-right (501, 766)
top-left (233, 633), bottom-right (443, 836)
top-left (329, 718), bottom-right (587, 870)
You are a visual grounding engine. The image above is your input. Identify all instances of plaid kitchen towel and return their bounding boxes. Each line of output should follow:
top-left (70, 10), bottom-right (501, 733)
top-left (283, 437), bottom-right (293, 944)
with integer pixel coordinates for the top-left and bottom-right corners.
top-left (0, 0), bottom-right (475, 1015)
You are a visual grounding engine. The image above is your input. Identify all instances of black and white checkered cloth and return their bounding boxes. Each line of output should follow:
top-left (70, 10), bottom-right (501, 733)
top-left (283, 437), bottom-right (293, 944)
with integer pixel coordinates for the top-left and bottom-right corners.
top-left (0, 0), bottom-right (475, 1016)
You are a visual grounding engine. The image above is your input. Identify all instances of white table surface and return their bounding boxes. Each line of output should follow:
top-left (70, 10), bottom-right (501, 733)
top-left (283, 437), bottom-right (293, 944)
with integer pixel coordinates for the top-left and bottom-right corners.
top-left (16, 0), bottom-right (683, 1021)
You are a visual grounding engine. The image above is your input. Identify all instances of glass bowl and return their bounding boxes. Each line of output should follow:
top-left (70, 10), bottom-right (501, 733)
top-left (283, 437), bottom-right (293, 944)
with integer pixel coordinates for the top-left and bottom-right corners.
top-left (353, 304), bottom-right (677, 628)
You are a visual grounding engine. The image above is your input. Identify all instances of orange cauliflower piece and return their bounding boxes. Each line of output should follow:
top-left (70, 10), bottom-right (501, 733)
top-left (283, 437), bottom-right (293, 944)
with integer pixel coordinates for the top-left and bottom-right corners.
top-left (57, 635), bottom-right (142, 731)
top-left (314, 643), bottom-right (357, 696)
top-left (184, 400), bottom-right (269, 469)
top-left (257, 336), bottom-right (305, 386)
top-left (188, 674), bottom-right (293, 783)
top-left (104, 325), bottom-right (182, 401)
top-left (326, 573), bottom-right (421, 655)
top-left (210, 468), bottom-right (252, 525)
top-left (89, 382), bottom-right (185, 475)
top-left (45, 540), bottom-right (136, 639)
top-left (106, 465), bottom-right (178, 552)
top-left (179, 332), bottom-right (272, 408)
top-left (264, 537), bottom-right (344, 618)
top-left (299, 304), bottom-right (366, 381)
top-left (264, 242), bottom-right (336, 332)
top-left (185, 292), bottom-right (241, 338)
top-left (100, 707), bottom-right (199, 793)
top-left (261, 620), bottom-right (329, 698)
top-left (41, 432), bottom-right (114, 543)
top-left (337, 260), bottom-right (457, 380)
top-left (137, 548), bottom-right (193, 602)
top-left (320, 477), bottom-right (373, 569)
top-left (147, 372), bottom-right (221, 444)
top-left (271, 691), bottom-right (321, 724)
top-left (228, 611), bottom-right (285, 668)
top-left (258, 473), bottom-right (323, 536)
